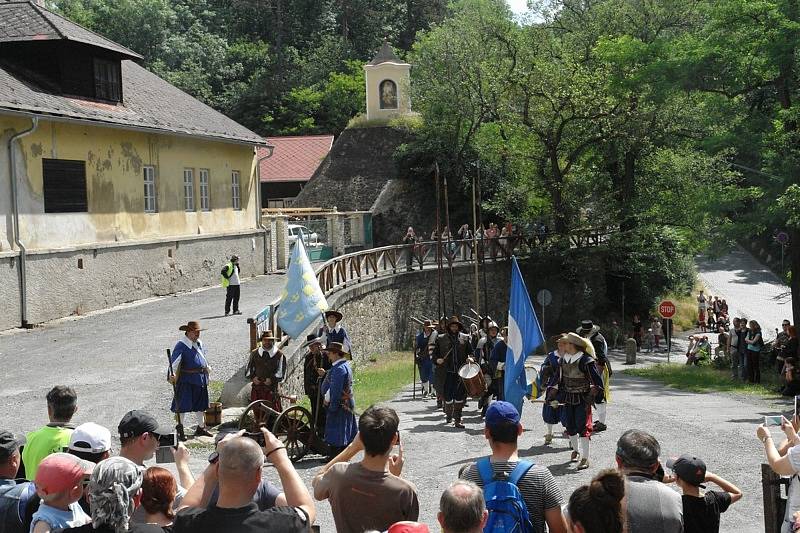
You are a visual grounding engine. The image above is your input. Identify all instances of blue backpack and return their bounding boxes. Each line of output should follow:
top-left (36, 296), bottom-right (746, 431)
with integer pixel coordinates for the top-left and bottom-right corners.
top-left (477, 457), bottom-right (535, 533)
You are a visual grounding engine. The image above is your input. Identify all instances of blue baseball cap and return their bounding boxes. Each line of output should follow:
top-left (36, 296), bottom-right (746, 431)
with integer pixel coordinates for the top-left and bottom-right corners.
top-left (485, 401), bottom-right (520, 428)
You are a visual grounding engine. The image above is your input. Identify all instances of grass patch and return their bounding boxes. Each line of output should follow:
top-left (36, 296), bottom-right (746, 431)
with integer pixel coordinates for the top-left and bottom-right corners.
top-left (655, 280), bottom-right (706, 332)
top-left (624, 363), bottom-right (782, 397)
top-left (351, 351), bottom-right (414, 412)
top-left (208, 380), bottom-right (224, 402)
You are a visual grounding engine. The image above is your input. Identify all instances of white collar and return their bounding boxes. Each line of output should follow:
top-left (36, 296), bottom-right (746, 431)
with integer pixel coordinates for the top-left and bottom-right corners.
top-left (258, 345), bottom-right (278, 357)
top-left (332, 358), bottom-right (346, 366)
top-left (328, 324), bottom-right (341, 333)
top-left (564, 351), bottom-right (584, 364)
top-left (179, 336), bottom-right (197, 350)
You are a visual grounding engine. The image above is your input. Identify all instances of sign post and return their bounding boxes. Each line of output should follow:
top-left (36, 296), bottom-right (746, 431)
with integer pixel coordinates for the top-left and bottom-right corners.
top-left (537, 289), bottom-right (552, 339)
top-left (658, 300), bottom-right (676, 363)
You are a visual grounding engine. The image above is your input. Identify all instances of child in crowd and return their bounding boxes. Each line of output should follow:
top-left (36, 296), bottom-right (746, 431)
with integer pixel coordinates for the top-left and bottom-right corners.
top-left (30, 453), bottom-right (92, 532)
top-left (666, 455), bottom-right (742, 533)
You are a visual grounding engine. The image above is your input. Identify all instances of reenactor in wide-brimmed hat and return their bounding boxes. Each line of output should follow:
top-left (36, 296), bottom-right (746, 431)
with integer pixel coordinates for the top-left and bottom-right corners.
top-left (169, 321), bottom-right (211, 440)
top-left (434, 316), bottom-right (474, 429)
top-left (321, 342), bottom-right (357, 457)
top-left (319, 309), bottom-right (352, 356)
top-left (415, 319), bottom-right (438, 398)
top-left (543, 332), bottom-right (604, 470)
top-left (302, 334), bottom-right (330, 435)
top-left (475, 322), bottom-right (504, 416)
top-left (246, 330), bottom-right (286, 423)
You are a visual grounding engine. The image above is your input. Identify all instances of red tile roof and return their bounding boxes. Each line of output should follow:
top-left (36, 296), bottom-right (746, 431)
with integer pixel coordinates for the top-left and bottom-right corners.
top-left (259, 135), bottom-right (334, 182)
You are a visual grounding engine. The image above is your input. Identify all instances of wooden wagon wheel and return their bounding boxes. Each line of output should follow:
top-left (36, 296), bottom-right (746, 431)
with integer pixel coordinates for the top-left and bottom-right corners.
top-left (238, 400), bottom-right (279, 434)
top-left (272, 405), bottom-right (313, 462)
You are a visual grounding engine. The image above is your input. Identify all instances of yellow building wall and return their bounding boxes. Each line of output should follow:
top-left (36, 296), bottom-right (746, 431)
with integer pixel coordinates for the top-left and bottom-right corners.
top-left (1, 115), bottom-right (258, 250)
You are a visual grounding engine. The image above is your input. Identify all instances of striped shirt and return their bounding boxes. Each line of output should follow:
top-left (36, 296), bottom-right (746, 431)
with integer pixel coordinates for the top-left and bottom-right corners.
top-left (460, 460), bottom-right (564, 533)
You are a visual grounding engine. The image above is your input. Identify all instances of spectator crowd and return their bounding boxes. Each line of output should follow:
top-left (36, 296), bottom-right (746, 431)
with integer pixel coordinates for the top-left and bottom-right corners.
top-left (2, 384), bottom-right (748, 533)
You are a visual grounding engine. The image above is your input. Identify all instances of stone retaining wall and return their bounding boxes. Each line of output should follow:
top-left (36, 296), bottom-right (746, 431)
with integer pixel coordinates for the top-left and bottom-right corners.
top-left (221, 249), bottom-right (609, 406)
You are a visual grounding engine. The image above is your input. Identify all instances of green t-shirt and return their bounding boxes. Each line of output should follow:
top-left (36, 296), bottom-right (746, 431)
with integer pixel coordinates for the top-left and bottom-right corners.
top-left (22, 425), bottom-right (73, 480)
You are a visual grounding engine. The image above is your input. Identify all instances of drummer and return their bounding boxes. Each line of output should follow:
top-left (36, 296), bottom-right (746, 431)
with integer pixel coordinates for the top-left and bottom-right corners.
top-left (475, 321), bottom-right (503, 416)
top-left (434, 316), bottom-right (474, 429)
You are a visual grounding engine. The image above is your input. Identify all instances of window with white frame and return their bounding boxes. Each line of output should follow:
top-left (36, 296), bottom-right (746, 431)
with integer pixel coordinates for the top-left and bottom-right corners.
top-left (183, 169), bottom-right (195, 211)
top-left (231, 170), bottom-right (241, 210)
top-left (143, 166), bottom-right (157, 213)
top-left (199, 169), bottom-right (210, 211)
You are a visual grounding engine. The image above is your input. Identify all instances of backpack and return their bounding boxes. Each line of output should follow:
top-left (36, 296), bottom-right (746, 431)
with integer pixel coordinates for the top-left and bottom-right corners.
top-left (477, 457), bottom-right (535, 533)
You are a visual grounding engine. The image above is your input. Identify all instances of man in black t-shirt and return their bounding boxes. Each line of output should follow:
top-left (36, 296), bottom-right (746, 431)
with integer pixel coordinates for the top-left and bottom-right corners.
top-left (174, 429), bottom-right (315, 533)
top-left (666, 454), bottom-right (742, 533)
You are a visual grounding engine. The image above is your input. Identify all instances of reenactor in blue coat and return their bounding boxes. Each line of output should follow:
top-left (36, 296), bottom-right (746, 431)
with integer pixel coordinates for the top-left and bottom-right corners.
top-left (415, 320), bottom-right (437, 398)
top-left (169, 321), bottom-right (211, 440)
top-left (320, 342), bottom-right (357, 457)
top-left (318, 310), bottom-right (353, 356)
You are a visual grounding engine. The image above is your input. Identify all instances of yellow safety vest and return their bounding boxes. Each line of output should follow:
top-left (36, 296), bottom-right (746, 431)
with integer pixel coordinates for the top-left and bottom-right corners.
top-left (221, 262), bottom-right (234, 288)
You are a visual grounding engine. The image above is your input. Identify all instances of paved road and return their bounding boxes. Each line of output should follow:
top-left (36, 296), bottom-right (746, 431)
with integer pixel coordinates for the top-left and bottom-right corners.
top-left (0, 274), bottom-right (285, 434)
top-left (286, 347), bottom-right (781, 532)
top-left (697, 246), bottom-right (793, 338)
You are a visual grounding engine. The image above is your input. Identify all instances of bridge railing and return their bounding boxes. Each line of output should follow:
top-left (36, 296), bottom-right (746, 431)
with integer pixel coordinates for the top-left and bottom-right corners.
top-left (247, 229), bottom-right (613, 350)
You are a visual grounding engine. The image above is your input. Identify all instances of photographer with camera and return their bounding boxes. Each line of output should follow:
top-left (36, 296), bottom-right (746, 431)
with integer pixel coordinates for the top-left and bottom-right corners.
top-left (174, 428), bottom-right (314, 532)
top-left (757, 415), bottom-right (800, 532)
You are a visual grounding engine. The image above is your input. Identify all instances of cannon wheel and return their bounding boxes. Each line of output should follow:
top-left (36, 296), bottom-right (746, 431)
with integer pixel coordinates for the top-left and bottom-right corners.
top-left (272, 405), bottom-right (313, 462)
top-left (238, 400), bottom-right (280, 434)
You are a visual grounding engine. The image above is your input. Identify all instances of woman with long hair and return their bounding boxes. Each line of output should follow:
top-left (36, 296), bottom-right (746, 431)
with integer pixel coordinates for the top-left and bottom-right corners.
top-left (566, 469), bottom-right (625, 533)
top-left (141, 467), bottom-right (177, 531)
top-left (745, 320), bottom-right (763, 383)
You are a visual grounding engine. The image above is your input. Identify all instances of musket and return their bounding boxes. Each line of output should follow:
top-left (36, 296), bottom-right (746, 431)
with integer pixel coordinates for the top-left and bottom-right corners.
top-left (529, 399), bottom-right (567, 407)
top-left (461, 314), bottom-right (479, 325)
top-left (410, 316), bottom-right (425, 325)
top-left (166, 349), bottom-right (181, 428)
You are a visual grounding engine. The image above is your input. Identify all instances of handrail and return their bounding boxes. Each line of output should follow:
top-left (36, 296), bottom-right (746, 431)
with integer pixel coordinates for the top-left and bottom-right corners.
top-left (247, 229), bottom-right (614, 349)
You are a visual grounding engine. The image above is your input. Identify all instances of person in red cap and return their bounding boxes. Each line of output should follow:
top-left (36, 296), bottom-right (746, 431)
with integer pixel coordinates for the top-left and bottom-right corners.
top-left (388, 521), bottom-right (430, 533)
top-left (30, 453), bottom-right (92, 532)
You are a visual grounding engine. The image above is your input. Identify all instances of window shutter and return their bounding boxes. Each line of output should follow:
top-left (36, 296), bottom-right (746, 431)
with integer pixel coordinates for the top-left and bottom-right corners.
top-left (43, 159), bottom-right (88, 213)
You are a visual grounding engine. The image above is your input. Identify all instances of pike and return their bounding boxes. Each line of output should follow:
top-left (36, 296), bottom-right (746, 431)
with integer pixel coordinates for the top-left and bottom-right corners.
top-left (410, 316), bottom-right (425, 325)
top-left (461, 315), bottom-right (478, 325)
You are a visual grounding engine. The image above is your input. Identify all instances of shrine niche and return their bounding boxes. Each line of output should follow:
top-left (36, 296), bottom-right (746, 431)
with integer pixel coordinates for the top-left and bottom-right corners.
top-left (379, 80), bottom-right (398, 109)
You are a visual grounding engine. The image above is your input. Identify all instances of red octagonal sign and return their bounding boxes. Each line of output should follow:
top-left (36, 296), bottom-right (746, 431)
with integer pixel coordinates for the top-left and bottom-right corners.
top-left (659, 300), bottom-right (676, 319)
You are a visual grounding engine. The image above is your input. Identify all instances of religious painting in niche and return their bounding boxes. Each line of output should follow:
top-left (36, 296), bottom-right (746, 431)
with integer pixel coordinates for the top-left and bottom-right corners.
top-left (379, 79), bottom-right (398, 109)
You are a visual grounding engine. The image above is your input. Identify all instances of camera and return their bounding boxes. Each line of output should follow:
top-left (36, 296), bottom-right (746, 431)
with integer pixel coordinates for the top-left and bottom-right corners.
top-left (243, 430), bottom-right (265, 446)
top-left (157, 433), bottom-right (178, 448)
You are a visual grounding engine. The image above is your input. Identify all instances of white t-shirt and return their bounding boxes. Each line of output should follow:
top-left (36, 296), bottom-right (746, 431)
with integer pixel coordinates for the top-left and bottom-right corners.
top-left (229, 264), bottom-right (240, 285)
top-left (729, 327), bottom-right (739, 347)
top-left (697, 295), bottom-right (707, 311)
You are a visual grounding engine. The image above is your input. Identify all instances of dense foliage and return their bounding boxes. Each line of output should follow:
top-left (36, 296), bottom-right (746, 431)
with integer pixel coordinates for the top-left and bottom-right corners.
top-left (403, 0), bottom-right (800, 319)
top-left (50, 0), bottom-right (447, 136)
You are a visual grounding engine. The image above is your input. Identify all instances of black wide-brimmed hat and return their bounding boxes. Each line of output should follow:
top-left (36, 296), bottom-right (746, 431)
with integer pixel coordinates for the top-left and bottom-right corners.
top-left (324, 310), bottom-right (343, 322)
top-left (326, 342), bottom-right (345, 354)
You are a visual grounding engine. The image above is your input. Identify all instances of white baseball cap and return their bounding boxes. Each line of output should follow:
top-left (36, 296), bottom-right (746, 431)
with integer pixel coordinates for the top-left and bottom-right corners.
top-left (68, 422), bottom-right (112, 454)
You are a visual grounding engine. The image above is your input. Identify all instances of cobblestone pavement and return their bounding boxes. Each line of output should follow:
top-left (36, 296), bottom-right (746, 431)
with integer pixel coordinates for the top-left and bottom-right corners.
top-left (0, 274), bottom-right (285, 434)
top-left (697, 246), bottom-right (793, 339)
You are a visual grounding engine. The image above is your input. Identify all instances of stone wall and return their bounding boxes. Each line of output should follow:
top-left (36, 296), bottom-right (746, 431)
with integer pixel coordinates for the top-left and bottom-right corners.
top-left (221, 249), bottom-right (609, 405)
top-left (1, 230), bottom-right (266, 329)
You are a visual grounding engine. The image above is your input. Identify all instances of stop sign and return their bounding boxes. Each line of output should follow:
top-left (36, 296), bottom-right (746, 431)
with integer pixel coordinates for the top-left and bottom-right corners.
top-left (659, 300), bottom-right (676, 319)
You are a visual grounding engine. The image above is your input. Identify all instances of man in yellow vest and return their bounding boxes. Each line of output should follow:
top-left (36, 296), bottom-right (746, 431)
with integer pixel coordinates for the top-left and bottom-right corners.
top-left (21, 386), bottom-right (77, 479)
top-left (220, 254), bottom-right (241, 316)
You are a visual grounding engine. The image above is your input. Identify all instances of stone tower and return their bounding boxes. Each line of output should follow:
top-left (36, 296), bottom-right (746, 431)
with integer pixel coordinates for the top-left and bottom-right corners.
top-left (364, 40), bottom-right (411, 120)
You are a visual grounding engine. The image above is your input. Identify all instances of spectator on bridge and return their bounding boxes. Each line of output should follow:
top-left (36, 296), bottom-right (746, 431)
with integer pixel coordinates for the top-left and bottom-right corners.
top-left (757, 416), bottom-right (800, 533)
top-left (62, 456), bottom-right (163, 533)
top-left (0, 430), bottom-right (36, 533)
top-left (459, 401), bottom-right (567, 533)
top-left (313, 406), bottom-right (419, 533)
top-left (664, 454), bottom-right (741, 533)
top-left (457, 224), bottom-right (473, 260)
top-left (565, 469), bottom-right (625, 533)
top-left (615, 429), bottom-right (683, 533)
top-left (438, 480), bottom-right (487, 533)
top-left (485, 223), bottom-right (499, 260)
top-left (174, 430), bottom-right (314, 532)
top-left (745, 320), bottom-right (763, 383)
top-left (30, 453), bottom-right (93, 532)
top-left (402, 227), bottom-right (418, 271)
top-left (22, 386), bottom-right (77, 480)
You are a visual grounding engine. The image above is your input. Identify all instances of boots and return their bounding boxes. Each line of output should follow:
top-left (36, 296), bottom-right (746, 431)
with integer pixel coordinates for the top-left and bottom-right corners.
top-left (176, 424), bottom-right (187, 442)
top-left (444, 402), bottom-right (453, 423)
top-left (453, 403), bottom-right (465, 429)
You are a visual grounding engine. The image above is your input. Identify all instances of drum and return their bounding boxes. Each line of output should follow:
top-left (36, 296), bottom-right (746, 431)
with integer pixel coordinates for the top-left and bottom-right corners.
top-left (459, 362), bottom-right (487, 398)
